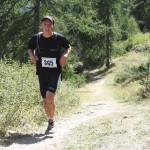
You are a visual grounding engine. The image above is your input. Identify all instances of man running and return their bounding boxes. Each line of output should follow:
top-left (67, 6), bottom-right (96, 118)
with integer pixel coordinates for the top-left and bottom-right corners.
top-left (28, 16), bottom-right (71, 134)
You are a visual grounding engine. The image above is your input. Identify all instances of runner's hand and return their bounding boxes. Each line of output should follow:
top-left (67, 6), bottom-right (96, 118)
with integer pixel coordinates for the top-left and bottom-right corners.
top-left (30, 55), bottom-right (38, 64)
top-left (59, 55), bottom-right (67, 66)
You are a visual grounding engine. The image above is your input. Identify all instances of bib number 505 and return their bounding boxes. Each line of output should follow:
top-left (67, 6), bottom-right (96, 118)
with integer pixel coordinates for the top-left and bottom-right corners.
top-left (41, 57), bottom-right (57, 68)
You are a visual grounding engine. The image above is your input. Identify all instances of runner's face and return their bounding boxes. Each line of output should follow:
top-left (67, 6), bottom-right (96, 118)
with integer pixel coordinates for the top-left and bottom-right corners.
top-left (41, 19), bottom-right (54, 34)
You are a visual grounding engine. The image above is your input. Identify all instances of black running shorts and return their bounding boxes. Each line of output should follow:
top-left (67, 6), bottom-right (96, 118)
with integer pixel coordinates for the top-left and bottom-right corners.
top-left (38, 72), bottom-right (61, 98)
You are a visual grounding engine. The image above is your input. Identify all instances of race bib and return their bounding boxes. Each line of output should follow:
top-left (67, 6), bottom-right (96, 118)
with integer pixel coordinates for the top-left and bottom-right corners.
top-left (41, 57), bottom-right (57, 68)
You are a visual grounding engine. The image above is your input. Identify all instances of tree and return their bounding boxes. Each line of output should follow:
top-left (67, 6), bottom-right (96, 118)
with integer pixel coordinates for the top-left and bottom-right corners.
top-left (95, 0), bottom-right (119, 68)
top-left (41, 0), bottom-right (105, 68)
top-left (132, 0), bottom-right (150, 32)
top-left (33, 0), bottom-right (40, 33)
top-left (0, 0), bottom-right (41, 61)
top-left (95, 0), bottom-right (139, 68)
top-left (0, 0), bottom-right (140, 70)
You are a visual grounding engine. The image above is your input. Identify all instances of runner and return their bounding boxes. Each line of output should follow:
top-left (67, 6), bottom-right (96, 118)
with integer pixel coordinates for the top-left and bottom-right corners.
top-left (28, 16), bottom-right (71, 134)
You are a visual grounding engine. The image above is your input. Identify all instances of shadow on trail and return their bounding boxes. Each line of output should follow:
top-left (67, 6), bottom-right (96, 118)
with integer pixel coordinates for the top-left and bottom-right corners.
top-left (1, 133), bottom-right (53, 147)
top-left (86, 64), bottom-right (114, 83)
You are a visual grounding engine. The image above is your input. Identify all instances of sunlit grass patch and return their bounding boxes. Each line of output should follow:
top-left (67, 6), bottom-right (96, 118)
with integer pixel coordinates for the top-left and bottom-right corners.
top-left (61, 102), bottom-right (150, 150)
top-left (63, 117), bottom-right (112, 150)
top-left (105, 50), bottom-right (149, 102)
top-left (112, 33), bottom-right (150, 56)
top-left (129, 32), bottom-right (150, 45)
top-left (113, 81), bottom-right (144, 102)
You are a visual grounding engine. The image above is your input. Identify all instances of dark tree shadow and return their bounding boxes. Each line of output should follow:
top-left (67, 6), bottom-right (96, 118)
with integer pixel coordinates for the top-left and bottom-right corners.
top-left (85, 63), bottom-right (115, 83)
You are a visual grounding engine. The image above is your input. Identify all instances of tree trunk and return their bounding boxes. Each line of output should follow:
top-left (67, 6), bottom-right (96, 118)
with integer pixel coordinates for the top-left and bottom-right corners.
top-left (33, 0), bottom-right (40, 33)
top-left (106, 30), bottom-right (110, 68)
top-left (105, 4), bottom-right (111, 69)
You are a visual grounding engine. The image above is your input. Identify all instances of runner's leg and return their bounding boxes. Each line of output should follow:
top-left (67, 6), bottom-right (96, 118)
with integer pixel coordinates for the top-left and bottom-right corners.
top-left (44, 91), bottom-right (55, 120)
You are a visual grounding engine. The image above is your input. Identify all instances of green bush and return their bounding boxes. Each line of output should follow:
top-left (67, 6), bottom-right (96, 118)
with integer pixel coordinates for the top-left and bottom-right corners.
top-left (114, 63), bottom-right (150, 100)
top-left (129, 33), bottom-right (150, 45)
top-left (112, 33), bottom-right (150, 57)
top-left (115, 63), bottom-right (148, 84)
top-left (138, 80), bottom-right (150, 100)
top-left (61, 50), bottom-right (86, 87)
top-left (0, 59), bottom-right (80, 136)
top-left (55, 81), bottom-right (80, 117)
top-left (62, 65), bottom-right (86, 87)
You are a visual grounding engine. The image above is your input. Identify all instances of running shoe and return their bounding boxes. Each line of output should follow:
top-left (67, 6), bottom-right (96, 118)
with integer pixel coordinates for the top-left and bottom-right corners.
top-left (45, 120), bottom-right (55, 134)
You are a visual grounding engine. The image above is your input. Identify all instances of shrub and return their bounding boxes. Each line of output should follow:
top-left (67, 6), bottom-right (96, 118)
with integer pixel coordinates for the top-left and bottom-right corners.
top-left (114, 63), bottom-right (150, 100)
top-left (62, 64), bottom-right (86, 87)
top-left (138, 80), bottom-right (150, 100)
top-left (55, 81), bottom-right (80, 117)
top-left (0, 59), bottom-right (80, 136)
top-left (112, 33), bottom-right (150, 57)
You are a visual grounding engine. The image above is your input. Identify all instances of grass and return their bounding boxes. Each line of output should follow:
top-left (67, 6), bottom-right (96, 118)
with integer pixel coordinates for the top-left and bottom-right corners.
top-left (62, 105), bottom-right (150, 150)
top-left (105, 51), bottom-right (150, 102)
top-left (129, 32), bottom-right (150, 45)
top-left (0, 60), bottom-right (80, 137)
top-left (63, 117), bottom-right (112, 150)
top-left (112, 32), bottom-right (150, 56)
top-left (61, 102), bottom-right (150, 150)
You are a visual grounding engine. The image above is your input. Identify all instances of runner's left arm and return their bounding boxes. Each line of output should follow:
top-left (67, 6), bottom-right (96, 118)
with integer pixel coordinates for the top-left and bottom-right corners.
top-left (59, 45), bottom-right (71, 66)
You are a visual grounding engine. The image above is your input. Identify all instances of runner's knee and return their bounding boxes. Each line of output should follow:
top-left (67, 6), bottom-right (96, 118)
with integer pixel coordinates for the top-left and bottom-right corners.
top-left (45, 92), bottom-right (55, 104)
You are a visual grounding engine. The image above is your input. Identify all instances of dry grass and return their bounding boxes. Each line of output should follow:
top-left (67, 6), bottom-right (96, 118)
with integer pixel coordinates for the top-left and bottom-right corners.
top-left (61, 100), bottom-right (150, 150)
top-left (60, 50), bottom-right (150, 150)
top-left (105, 51), bottom-right (149, 102)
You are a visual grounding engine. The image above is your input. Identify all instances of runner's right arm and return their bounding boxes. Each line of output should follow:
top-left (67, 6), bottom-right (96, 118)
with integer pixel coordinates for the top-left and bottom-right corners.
top-left (28, 34), bottom-right (38, 64)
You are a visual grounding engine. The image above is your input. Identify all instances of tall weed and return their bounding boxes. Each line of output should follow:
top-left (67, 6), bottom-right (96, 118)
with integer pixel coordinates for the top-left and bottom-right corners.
top-left (0, 60), bottom-right (80, 136)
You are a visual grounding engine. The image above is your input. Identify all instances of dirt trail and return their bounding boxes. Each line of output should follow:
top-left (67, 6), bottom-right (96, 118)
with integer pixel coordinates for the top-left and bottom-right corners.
top-left (0, 76), bottom-right (131, 150)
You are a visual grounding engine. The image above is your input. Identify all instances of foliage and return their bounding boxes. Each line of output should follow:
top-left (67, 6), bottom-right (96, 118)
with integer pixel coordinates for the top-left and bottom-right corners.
top-left (120, 63), bottom-right (150, 100)
top-left (138, 80), bottom-right (150, 100)
top-left (53, 0), bottom-right (105, 68)
top-left (132, 0), bottom-right (150, 32)
top-left (61, 50), bottom-right (86, 86)
top-left (112, 33), bottom-right (150, 57)
top-left (55, 81), bottom-right (80, 118)
top-left (0, 60), bottom-right (80, 135)
top-left (0, 0), bottom-right (144, 69)
top-left (113, 56), bottom-right (150, 101)
top-left (128, 32), bottom-right (150, 45)
top-left (62, 65), bottom-right (86, 87)
top-left (93, 0), bottom-right (140, 68)
top-left (114, 63), bottom-right (148, 84)
top-left (0, 0), bottom-right (149, 133)
top-left (0, 0), bottom-right (34, 61)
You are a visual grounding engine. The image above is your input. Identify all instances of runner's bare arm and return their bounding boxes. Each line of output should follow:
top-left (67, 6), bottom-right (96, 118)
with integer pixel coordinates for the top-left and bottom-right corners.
top-left (28, 49), bottom-right (39, 64)
top-left (59, 45), bottom-right (71, 66)
top-left (63, 45), bottom-right (72, 58)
